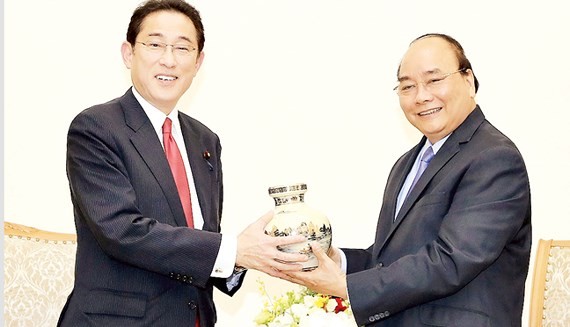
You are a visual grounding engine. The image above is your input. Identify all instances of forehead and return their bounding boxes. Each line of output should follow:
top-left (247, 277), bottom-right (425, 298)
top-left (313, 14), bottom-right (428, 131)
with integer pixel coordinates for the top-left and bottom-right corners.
top-left (398, 37), bottom-right (458, 78)
top-left (139, 10), bottom-right (197, 43)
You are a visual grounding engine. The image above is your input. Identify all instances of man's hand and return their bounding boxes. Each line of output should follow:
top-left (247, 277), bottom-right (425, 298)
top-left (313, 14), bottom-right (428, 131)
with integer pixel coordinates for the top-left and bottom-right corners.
top-left (237, 211), bottom-right (308, 279)
top-left (282, 242), bottom-right (348, 299)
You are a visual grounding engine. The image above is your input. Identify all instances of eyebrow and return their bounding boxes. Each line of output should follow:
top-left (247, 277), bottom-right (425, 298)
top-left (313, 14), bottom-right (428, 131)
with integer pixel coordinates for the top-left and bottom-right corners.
top-left (397, 68), bottom-right (444, 82)
top-left (145, 32), bottom-right (194, 44)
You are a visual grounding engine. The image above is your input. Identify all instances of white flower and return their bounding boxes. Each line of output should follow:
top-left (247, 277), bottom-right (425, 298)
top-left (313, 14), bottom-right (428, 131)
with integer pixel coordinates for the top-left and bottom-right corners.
top-left (300, 311), bottom-right (338, 327)
top-left (300, 310), bottom-right (356, 327)
top-left (271, 312), bottom-right (295, 326)
top-left (290, 303), bottom-right (309, 318)
top-left (326, 298), bottom-right (339, 312)
top-left (299, 310), bottom-right (327, 327)
top-left (303, 295), bottom-right (317, 308)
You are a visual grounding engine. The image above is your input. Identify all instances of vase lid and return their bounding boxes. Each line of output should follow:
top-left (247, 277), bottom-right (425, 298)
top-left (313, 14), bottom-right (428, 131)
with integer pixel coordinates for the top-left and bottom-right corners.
top-left (268, 183), bottom-right (307, 196)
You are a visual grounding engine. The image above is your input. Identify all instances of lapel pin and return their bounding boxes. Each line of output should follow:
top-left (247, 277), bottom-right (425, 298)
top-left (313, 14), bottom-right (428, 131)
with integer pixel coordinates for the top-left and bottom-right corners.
top-left (203, 150), bottom-right (213, 171)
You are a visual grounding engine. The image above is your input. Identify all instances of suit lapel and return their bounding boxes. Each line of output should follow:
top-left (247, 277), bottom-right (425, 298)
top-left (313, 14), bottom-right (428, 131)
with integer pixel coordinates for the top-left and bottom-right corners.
top-left (373, 142), bottom-right (422, 256)
top-left (179, 115), bottom-right (216, 232)
top-left (120, 89), bottom-right (188, 227)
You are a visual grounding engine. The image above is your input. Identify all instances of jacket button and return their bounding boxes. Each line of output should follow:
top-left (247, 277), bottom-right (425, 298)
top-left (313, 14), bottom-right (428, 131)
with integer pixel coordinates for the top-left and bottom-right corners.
top-left (188, 301), bottom-right (197, 310)
top-left (368, 316), bottom-right (375, 322)
top-left (376, 262), bottom-right (384, 268)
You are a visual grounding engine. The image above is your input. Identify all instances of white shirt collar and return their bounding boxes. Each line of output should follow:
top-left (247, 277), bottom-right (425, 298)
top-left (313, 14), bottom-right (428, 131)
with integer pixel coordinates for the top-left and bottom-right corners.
top-left (132, 87), bottom-right (181, 139)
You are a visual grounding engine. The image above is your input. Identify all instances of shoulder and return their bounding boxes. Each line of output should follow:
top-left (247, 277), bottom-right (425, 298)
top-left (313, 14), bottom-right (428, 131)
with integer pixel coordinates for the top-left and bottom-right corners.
top-left (71, 94), bottom-right (126, 125)
top-left (472, 120), bottom-right (523, 159)
top-left (178, 111), bottom-right (219, 138)
top-left (455, 106), bottom-right (524, 162)
top-left (454, 120), bottom-right (529, 187)
top-left (69, 90), bottom-right (139, 131)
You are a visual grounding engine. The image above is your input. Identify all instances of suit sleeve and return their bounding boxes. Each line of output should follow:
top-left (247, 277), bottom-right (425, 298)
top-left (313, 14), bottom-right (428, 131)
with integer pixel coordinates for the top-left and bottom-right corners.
top-left (342, 247), bottom-right (374, 274)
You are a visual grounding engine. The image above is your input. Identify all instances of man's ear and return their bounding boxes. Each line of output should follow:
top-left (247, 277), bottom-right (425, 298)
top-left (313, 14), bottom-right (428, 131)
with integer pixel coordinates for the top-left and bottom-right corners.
top-left (121, 41), bottom-right (134, 69)
top-left (193, 51), bottom-right (205, 77)
top-left (465, 69), bottom-right (476, 98)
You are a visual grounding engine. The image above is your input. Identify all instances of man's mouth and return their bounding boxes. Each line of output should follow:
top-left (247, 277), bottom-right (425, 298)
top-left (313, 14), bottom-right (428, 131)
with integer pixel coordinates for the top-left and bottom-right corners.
top-left (418, 107), bottom-right (442, 116)
top-left (156, 75), bottom-right (177, 81)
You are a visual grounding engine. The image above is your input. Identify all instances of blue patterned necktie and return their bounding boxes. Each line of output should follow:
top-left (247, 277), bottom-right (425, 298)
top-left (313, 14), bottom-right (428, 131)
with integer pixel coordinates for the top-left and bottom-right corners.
top-left (406, 146), bottom-right (434, 199)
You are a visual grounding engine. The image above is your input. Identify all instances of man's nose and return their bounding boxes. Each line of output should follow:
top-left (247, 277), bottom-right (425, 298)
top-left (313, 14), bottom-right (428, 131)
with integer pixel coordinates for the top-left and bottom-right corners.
top-left (414, 82), bottom-right (433, 103)
top-left (159, 46), bottom-right (177, 67)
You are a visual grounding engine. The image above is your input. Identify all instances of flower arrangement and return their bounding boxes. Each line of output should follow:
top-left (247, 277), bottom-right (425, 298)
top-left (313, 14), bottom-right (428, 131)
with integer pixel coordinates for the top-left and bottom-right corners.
top-left (254, 279), bottom-right (356, 327)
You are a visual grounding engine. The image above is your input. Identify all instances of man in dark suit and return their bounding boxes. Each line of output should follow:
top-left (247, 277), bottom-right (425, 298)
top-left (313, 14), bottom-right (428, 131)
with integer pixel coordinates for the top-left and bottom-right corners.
top-left (58, 1), bottom-right (306, 326)
top-left (284, 34), bottom-right (532, 326)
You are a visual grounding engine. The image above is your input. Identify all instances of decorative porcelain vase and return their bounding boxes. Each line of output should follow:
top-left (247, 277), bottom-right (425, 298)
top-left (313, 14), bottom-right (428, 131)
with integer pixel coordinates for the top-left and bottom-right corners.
top-left (264, 183), bottom-right (332, 271)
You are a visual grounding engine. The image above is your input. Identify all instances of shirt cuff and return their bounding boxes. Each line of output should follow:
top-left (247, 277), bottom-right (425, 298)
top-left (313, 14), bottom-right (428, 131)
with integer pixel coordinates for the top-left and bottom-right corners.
top-left (339, 248), bottom-right (348, 273)
top-left (339, 249), bottom-right (350, 304)
top-left (210, 233), bottom-right (237, 278)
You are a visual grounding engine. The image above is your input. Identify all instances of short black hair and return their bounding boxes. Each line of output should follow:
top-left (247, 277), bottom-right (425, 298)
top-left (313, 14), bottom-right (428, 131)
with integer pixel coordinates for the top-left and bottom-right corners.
top-left (126, 0), bottom-right (205, 52)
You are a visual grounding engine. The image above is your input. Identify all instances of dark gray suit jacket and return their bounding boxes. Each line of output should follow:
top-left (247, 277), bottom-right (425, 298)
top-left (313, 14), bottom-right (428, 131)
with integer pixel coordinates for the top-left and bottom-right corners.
top-left (58, 88), bottom-right (242, 326)
top-left (344, 106), bottom-right (531, 326)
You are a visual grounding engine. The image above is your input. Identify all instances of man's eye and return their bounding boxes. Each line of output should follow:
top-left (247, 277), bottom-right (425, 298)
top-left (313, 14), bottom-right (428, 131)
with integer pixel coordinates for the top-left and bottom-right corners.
top-left (175, 46), bottom-right (190, 53)
top-left (400, 84), bottom-right (415, 91)
top-left (148, 43), bottom-right (162, 48)
top-left (427, 78), bottom-right (444, 85)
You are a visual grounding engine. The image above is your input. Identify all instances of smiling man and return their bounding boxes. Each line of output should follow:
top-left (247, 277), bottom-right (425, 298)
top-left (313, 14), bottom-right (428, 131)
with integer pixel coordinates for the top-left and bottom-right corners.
top-left (58, 1), bottom-right (306, 326)
top-left (283, 34), bottom-right (532, 326)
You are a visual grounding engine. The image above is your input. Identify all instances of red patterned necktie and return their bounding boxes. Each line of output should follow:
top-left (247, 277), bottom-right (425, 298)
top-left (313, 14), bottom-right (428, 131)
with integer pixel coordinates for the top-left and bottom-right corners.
top-left (162, 118), bottom-right (194, 228)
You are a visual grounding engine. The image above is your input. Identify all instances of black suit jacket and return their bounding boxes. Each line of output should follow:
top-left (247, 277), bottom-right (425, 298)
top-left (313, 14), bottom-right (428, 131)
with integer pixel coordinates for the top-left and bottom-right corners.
top-left (344, 106), bottom-right (531, 326)
top-left (58, 88), bottom-right (243, 326)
